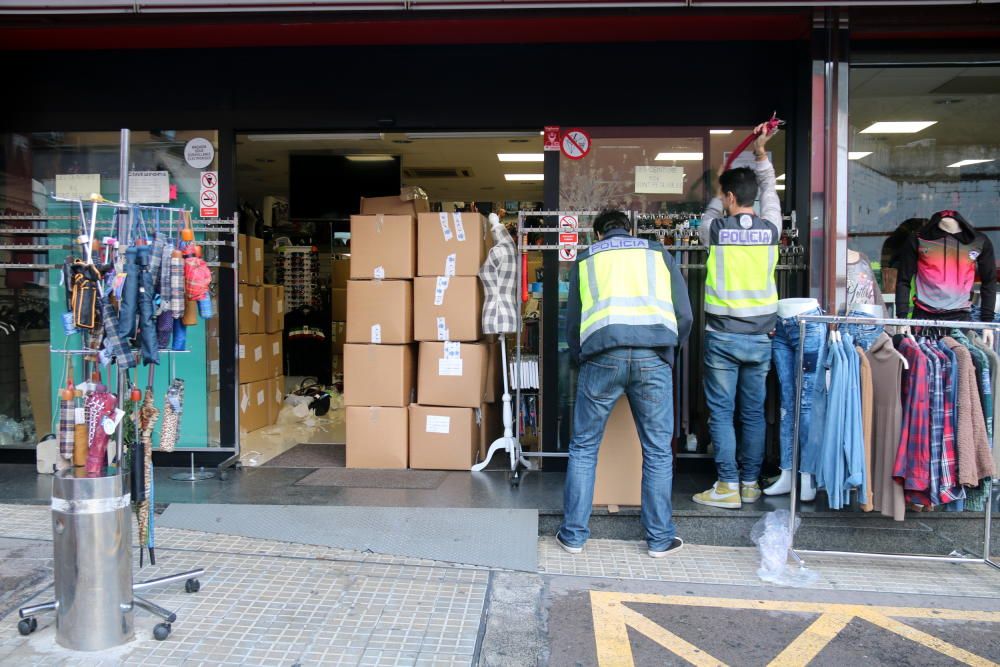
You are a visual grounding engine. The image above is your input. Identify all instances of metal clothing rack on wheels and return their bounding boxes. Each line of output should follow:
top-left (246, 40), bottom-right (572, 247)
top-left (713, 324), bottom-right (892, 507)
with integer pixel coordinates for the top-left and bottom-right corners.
top-left (788, 313), bottom-right (998, 570)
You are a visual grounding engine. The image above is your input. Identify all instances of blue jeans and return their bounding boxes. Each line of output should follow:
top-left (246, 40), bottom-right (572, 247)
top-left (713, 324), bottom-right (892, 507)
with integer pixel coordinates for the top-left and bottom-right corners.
top-left (559, 349), bottom-right (676, 551)
top-left (843, 310), bottom-right (883, 351)
top-left (704, 331), bottom-right (772, 484)
top-left (772, 309), bottom-right (825, 470)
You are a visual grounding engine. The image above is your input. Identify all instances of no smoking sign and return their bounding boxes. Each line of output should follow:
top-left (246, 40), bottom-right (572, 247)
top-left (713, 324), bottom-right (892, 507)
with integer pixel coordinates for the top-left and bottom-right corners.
top-left (561, 129), bottom-right (591, 161)
top-left (199, 170), bottom-right (219, 218)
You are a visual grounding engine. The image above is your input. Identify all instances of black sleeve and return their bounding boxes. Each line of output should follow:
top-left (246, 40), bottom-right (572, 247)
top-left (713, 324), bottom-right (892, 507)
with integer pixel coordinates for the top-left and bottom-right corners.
top-left (977, 235), bottom-right (997, 323)
top-left (663, 249), bottom-right (693, 346)
top-left (894, 233), bottom-right (918, 319)
top-left (566, 261), bottom-right (582, 365)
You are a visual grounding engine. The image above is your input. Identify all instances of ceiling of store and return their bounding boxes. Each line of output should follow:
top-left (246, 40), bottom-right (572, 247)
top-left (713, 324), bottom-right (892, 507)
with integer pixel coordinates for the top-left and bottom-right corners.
top-left (236, 132), bottom-right (545, 209)
top-left (849, 66), bottom-right (1000, 177)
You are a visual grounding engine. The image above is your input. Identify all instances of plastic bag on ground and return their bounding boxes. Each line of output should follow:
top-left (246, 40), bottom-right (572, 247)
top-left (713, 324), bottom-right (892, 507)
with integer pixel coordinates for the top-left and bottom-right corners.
top-left (750, 510), bottom-right (818, 587)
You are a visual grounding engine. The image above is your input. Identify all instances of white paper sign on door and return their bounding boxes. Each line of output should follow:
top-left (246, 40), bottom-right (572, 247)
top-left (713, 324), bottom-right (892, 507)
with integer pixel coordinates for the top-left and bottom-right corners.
top-left (634, 166), bottom-right (684, 194)
top-left (128, 171), bottom-right (170, 203)
top-left (55, 174), bottom-right (101, 200)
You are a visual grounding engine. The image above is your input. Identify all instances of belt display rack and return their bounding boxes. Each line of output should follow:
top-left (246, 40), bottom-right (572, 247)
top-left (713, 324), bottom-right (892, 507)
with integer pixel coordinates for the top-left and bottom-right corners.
top-left (788, 314), bottom-right (998, 570)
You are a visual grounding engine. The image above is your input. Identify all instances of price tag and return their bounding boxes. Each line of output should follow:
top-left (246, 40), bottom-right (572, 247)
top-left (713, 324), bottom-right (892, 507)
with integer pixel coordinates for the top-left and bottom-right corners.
top-left (371, 324), bottom-right (382, 344)
top-left (453, 212), bottom-right (466, 242)
top-left (436, 317), bottom-right (449, 341)
top-left (373, 266), bottom-right (385, 280)
top-left (438, 358), bottom-right (464, 376)
top-left (439, 212), bottom-right (453, 241)
top-left (426, 416), bottom-right (451, 434)
top-left (445, 253), bottom-right (457, 277)
top-left (434, 276), bottom-right (449, 305)
top-left (102, 417), bottom-right (116, 435)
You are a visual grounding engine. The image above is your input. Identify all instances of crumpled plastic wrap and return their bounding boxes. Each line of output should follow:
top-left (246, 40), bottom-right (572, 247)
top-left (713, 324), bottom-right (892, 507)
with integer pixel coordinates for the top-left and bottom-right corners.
top-left (750, 510), bottom-right (819, 587)
top-left (239, 390), bottom-right (345, 467)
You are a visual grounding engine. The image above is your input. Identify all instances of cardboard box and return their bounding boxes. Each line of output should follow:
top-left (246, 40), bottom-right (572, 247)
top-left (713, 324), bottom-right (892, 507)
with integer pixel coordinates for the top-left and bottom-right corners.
top-left (331, 258), bottom-right (351, 288)
top-left (413, 276), bottom-right (483, 342)
top-left (346, 280), bottom-right (413, 344)
top-left (20, 343), bottom-right (51, 440)
top-left (350, 215), bottom-right (416, 280)
top-left (478, 401), bottom-right (502, 460)
top-left (360, 194), bottom-right (430, 217)
top-left (238, 284), bottom-right (261, 334)
top-left (346, 406), bottom-right (409, 469)
top-left (417, 212), bottom-right (487, 277)
top-left (331, 288), bottom-right (347, 322)
top-left (262, 285), bottom-right (285, 333)
top-left (247, 235), bottom-right (264, 285)
top-left (238, 380), bottom-right (270, 434)
top-left (238, 333), bottom-right (269, 384)
top-left (484, 340), bottom-right (501, 404)
top-left (206, 298), bottom-right (220, 337)
top-left (238, 234), bottom-right (248, 284)
top-left (207, 390), bottom-right (220, 446)
top-left (267, 376), bottom-right (285, 425)
top-left (266, 331), bottom-right (283, 378)
top-left (331, 321), bottom-right (346, 355)
top-left (408, 405), bottom-right (479, 470)
top-left (592, 397), bottom-right (642, 506)
top-left (207, 336), bottom-right (220, 392)
top-left (417, 342), bottom-right (488, 408)
top-left (343, 343), bottom-right (415, 407)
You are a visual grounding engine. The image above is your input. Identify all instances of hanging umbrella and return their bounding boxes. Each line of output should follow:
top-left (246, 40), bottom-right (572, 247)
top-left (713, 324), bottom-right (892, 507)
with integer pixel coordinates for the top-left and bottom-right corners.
top-left (57, 362), bottom-right (75, 461)
top-left (118, 246), bottom-right (139, 339)
top-left (160, 378), bottom-right (184, 453)
top-left (136, 387), bottom-right (159, 566)
top-left (83, 383), bottom-right (118, 477)
top-left (135, 245), bottom-right (159, 366)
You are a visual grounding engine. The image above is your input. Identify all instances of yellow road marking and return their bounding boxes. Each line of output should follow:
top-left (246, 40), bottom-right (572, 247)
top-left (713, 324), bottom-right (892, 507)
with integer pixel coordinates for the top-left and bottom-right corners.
top-left (590, 591), bottom-right (1000, 667)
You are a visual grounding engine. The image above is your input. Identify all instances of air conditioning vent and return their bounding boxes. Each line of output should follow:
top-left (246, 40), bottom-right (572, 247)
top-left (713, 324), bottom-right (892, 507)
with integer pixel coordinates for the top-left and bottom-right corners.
top-left (403, 167), bottom-right (473, 179)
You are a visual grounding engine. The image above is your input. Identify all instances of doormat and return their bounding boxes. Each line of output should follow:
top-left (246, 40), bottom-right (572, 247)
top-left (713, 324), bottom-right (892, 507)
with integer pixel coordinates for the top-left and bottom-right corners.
top-left (157, 504), bottom-right (539, 571)
top-left (295, 468), bottom-right (446, 490)
top-left (263, 443), bottom-right (345, 468)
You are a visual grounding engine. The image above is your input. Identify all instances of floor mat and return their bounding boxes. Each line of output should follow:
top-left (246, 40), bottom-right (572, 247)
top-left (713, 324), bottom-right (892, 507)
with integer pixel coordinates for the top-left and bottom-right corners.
top-left (295, 468), bottom-right (446, 489)
top-left (262, 443), bottom-right (345, 468)
top-left (158, 504), bottom-right (538, 571)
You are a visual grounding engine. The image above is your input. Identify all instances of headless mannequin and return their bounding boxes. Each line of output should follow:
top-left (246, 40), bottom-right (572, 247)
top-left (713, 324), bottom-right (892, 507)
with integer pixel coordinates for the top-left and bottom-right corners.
top-left (898, 216), bottom-right (995, 346)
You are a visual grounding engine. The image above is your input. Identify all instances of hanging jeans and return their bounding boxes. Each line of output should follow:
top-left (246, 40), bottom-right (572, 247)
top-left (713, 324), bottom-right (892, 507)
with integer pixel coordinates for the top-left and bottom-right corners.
top-left (843, 310), bottom-right (883, 351)
top-left (559, 349), bottom-right (676, 551)
top-left (704, 331), bottom-right (772, 484)
top-left (135, 245), bottom-right (159, 366)
top-left (772, 308), bottom-right (825, 471)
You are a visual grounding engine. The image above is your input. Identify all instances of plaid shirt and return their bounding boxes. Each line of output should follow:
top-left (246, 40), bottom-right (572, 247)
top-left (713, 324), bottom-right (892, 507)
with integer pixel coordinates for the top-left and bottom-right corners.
top-left (894, 338), bottom-right (933, 507)
top-left (101, 298), bottom-right (136, 369)
top-left (58, 397), bottom-right (75, 459)
top-left (480, 229), bottom-right (519, 335)
top-left (919, 341), bottom-right (943, 506)
top-left (935, 340), bottom-right (965, 505)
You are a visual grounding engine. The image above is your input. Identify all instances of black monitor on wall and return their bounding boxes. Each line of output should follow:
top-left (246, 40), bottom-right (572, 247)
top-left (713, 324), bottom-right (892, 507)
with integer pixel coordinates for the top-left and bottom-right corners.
top-left (289, 154), bottom-right (401, 220)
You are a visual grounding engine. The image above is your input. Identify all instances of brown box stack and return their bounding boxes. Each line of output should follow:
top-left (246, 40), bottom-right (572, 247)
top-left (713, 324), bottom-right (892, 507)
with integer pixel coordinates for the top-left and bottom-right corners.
top-left (238, 333), bottom-right (269, 384)
top-left (413, 276), bottom-right (482, 342)
top-left (416, 212), bottom-right (486, 277)
top-left (262, 285), bottom-right (285, 333)
top-left (346, 280), bottom-right (413, 344)
top-left (408, 405), bottom-right (479, 470)
top-left (346, 406), bottom-right (409, 469)
top-left (238, 380), bottom-right (269, 434)
top-left (238, 234), bottom-right (264, 286)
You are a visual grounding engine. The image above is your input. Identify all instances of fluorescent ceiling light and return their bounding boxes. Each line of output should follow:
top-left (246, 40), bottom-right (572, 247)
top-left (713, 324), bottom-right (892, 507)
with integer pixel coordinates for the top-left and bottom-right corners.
top-left (775, 184), bottom-right (786, 191)
top-left (497, 153), bottom-right (544, 162)
top-left (245, 133), bottom-right (382, 142)
top-left (709, 129), bottom-right (734, 135)
top-left (345, 155), bottom-right (396, 162)
top-left (776, 173), bottom-right (786, 181)
top-left (946, 159), bottom-right (994, 168)
top-left (859, 121), bottom-right (936, 134)
top-left (504, 174), bottom-right (544, 181)
top-left (849, 151), bottom-right (873, 160)
top-left (654, 152), bottom-right (703, 161)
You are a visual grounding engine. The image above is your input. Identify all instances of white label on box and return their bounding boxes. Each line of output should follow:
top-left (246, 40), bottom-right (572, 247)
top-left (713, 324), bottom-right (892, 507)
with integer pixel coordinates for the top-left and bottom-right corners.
top-left (272, 342), bottom-right (280, 356)
top-left (445, 253), bottom-right (457, 277)
top-left (373, 265), bottom-right (385, 280)
top-left (426, 415), bottom-right (451, 434)
top-left (453, 212), bottom-right (466, 241)
top-left (214, 407), bottom-right (220, 421)
top-left (238, 344), bottom-right (246, 359)
top-left (251, 300), bottom-right (260, 316)
top-left (275, 386), bottom-right (282, 402)
top-left (434, 276), bottom-right (450, 305)
top-left (210, 360), bottom-right (219, 376)
top-left (437, 317), bottom-right (449, 341)
top-left (277, 299), bottom-right (283, 314)
top-left (444, 341), bottom-right (461, 359)
top-left (257, 390), bottom-right (265, 406)
top-left (254, 346), bottom-right (263, 362)
top-left (439, 358), bottom-right (464, 376)
top-left (241, 391), bottom-right (250, 412)
top-left (371, 324), bottom-right (382, 344)
top-left (74, 407), bottom-right (86, 424)
top-left (238, 292), bottom-right (244, 308)
top-left (439, 212), bottom-right (453, 241)
top-left (255, 247), bottom-right (262, 262)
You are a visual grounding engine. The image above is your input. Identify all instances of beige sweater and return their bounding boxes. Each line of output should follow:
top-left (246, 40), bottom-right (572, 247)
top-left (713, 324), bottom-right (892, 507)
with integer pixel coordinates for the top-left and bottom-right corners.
top-left (942, 337), bottom-right (995, 485)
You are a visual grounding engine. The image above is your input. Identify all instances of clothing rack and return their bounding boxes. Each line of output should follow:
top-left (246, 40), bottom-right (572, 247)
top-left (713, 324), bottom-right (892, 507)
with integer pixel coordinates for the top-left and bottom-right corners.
top-left (789, 313), bottom-right (998, 570)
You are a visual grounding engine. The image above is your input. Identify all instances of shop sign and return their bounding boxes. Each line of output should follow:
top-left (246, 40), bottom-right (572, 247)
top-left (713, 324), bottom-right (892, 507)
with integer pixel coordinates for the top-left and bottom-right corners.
top-left (635, 166), bottom-right (684, 194)
top-left (55, 173), bottom-right (100, 200)
top-left (128, 171), bottom-right (170, 204)
top-left (561, 129), bottom-right (591, 161)
top-left (184, 137), bottom-right (216, 169)
top-left (544, 126), bottom-right (561, 151)
top-left (199, 170), bottom-right (219, 218)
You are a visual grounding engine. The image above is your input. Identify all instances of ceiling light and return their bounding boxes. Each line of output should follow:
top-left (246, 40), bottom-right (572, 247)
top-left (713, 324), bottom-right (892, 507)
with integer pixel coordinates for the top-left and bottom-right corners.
top-left (345, 155), bottom-right (396, 162)
top-left (654, 152), bottom-right (703, 161)
top-left (775, 184), bottom-right (786, 191)
top-left (710, 129), bottom-right (734, 135)
top-left (776, 173), bottom-right (786, 181)
top-left (848, 151), bottom-right (873, 160)
top-left (504, 174), bottom-right (544, 181)
top-left (946, 159), bottom-right (994, 168)
top-left (497, 153), bottom-right (544, 162)
top-left (859, 121), bottom-right (936, 134)
top-left (244, 133), bottom-right (382, 142)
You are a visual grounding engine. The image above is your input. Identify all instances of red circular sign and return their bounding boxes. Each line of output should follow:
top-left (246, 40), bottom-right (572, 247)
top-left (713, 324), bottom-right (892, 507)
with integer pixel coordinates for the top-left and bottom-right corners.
top-left (561, 129), bottom-right (591, 161)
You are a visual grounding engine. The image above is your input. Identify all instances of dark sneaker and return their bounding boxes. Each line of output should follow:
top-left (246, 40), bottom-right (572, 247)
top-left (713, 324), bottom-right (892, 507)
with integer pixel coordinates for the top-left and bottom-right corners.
top-left (556, 534), bottom-right (583, 554)
top-left (648, 537), bottom-right (684, 558)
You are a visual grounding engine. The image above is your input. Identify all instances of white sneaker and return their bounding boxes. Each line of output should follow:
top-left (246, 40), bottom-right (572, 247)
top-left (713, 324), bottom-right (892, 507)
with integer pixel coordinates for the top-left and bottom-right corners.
top-left (555, 534), bottom-right (583, 554)
top-left (648, 537), bottom-right (684, 558)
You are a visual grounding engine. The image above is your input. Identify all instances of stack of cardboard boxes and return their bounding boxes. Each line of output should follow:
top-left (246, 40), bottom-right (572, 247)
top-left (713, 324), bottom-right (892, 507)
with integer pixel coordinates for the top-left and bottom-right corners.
top-left (234, 233), bottom-right (287, 435)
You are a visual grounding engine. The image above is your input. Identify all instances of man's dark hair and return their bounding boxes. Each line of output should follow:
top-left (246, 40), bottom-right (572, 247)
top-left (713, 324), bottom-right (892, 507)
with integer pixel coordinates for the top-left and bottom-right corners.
top-left (719, 167), bottom-right (758, 207)
top-left (593, 210), bottom-right (631, 235)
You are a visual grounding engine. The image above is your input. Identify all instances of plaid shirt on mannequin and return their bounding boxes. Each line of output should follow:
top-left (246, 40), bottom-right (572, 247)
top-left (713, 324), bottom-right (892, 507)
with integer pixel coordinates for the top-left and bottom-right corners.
top-left (480, 225), bottom-right (519, 335)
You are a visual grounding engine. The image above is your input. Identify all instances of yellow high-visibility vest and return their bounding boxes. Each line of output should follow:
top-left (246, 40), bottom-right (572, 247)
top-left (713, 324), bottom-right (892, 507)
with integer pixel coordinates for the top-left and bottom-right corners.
top-left (704, 217), bottom-right (778, 318)
top-left (578, 236), bottom-right (678, 343)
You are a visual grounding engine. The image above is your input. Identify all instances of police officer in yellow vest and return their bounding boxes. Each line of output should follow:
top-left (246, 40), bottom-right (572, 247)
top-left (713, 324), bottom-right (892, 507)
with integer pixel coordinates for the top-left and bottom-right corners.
top-left (693, 122), bottom-right (781, 509)
top-left (559, 210), bottom-right (693, 558)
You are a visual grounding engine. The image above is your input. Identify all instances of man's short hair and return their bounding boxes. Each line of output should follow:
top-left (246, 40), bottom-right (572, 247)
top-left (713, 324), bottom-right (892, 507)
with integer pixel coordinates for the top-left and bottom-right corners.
top-left (593, 210), bottom-right (631, 235)
top-left (719, 167), bottom-right (758, 207)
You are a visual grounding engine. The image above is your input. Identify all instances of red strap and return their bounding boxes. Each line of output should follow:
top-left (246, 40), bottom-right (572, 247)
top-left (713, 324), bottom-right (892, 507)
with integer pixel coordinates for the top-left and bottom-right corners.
top-left (721, 113), bottom-right (784, 174)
